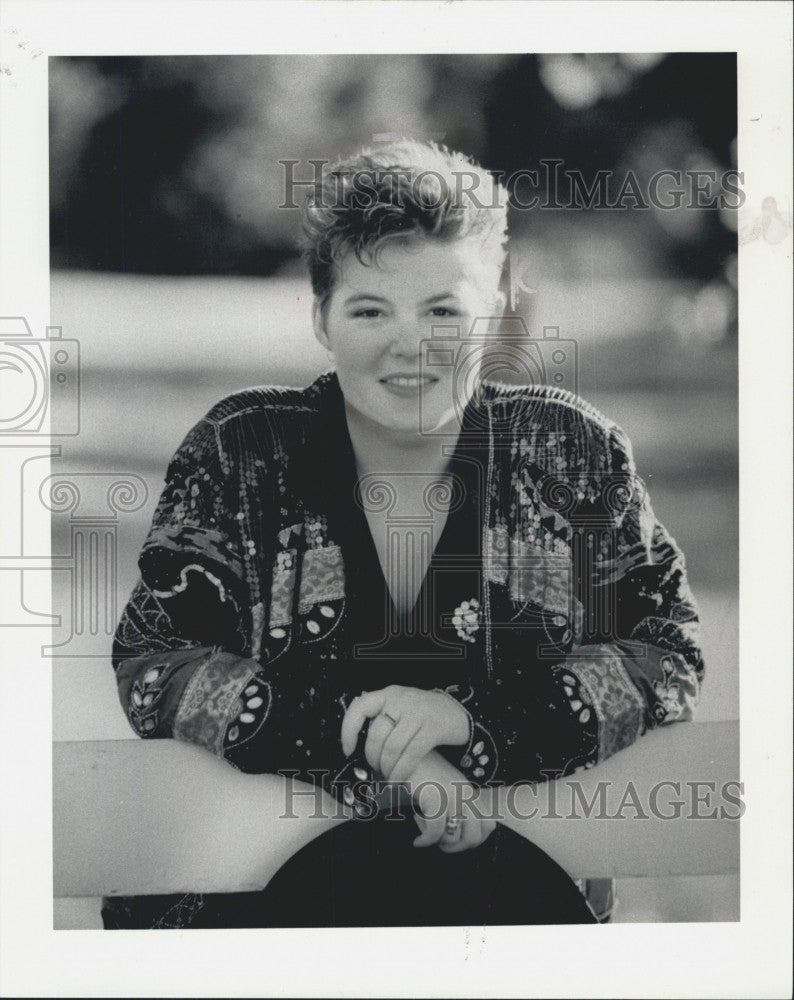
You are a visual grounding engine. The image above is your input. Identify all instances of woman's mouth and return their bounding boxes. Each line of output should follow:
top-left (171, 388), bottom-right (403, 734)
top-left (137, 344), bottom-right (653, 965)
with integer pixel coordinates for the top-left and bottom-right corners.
top-left (379, 373), bottom-right (439, 397)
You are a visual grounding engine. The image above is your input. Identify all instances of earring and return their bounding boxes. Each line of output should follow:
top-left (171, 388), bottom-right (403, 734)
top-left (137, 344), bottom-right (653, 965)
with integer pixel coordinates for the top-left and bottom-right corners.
top-left (326, 349), bottom-right (336, 364)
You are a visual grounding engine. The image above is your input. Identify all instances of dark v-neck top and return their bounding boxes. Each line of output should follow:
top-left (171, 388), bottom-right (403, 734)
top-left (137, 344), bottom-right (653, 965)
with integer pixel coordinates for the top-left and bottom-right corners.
top-left (309, 369), bottom-right (486, 695)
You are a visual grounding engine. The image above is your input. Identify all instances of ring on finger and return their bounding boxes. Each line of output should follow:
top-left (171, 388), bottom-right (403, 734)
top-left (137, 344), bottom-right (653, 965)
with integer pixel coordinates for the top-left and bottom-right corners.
top-left (444, 815), bottom-right (464, 840)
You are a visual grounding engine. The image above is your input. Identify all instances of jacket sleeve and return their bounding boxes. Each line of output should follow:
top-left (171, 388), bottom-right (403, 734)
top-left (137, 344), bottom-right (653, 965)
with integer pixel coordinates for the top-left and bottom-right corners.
top-left (112, 413), bottom-right (364, 806)
top-left (441, 419), bottom-right (705, 787)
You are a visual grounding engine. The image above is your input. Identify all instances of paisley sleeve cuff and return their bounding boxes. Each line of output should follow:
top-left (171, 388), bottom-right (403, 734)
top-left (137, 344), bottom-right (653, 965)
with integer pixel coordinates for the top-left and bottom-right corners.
top-left (456, 720), bottom-right (500, 784)
top-left (173, 648), bottom-right (262, 757)
top-left (434, 685), bottom-right (500, 785)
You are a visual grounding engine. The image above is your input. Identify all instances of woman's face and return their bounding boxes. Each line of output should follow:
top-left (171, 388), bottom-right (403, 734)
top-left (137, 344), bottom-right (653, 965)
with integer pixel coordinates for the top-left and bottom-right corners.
top-left (313, 235), bottom-right (505, 438)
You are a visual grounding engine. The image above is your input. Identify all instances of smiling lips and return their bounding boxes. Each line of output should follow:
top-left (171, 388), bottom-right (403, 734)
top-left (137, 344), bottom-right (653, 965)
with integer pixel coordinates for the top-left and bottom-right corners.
top-left (379, 373), bottom-right (439, 397)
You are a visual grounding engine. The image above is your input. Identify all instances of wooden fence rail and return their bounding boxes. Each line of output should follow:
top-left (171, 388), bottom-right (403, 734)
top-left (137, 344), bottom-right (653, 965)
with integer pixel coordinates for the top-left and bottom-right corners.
top-left (54, 721), bottom-right (739, 899)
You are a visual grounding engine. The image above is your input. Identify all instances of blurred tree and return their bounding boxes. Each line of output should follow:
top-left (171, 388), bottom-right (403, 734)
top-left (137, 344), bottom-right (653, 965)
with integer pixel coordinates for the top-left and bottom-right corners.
top-left (50, 53), bottom-right (737, 281)
top-left (485, 53), bottom-right (738, 281)
top-left (50, 54), bottom-right (504, 273)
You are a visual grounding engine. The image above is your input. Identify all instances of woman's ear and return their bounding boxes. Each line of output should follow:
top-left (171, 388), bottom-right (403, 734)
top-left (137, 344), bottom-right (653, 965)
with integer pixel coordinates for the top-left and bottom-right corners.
top-left (312, 298), bottom-right (331, 351)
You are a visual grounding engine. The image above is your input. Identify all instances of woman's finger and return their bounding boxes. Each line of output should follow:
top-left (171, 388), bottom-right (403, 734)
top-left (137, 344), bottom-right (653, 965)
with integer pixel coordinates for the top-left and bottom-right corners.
top-left (341, 690), bottom-right (387, 755)
top-left (441, 823), bottom-right (479, 853)
top-left (412, 782), bottom-right (447, 847)
top-left (411, 813), bottom-right (432, 847)
top-left (438, 806), bottom-right (473, 853)
top-left (412, 809), bottom-right (446, 848)
top-left (378, 718), bottom-right (421, 781)
top-left (439, 813), bottom-right (480, 854)
top-left (363, 712), bottom-right (395, 773)
top-left (441, 814), bottom-right (497, 854)
top-left (388, 730), bottom-right (435, 786)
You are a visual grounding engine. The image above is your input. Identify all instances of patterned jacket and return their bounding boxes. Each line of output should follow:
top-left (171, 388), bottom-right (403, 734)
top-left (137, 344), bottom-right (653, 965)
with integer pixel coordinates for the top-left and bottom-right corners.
top-left (113, 369), bottom-right (704, 807)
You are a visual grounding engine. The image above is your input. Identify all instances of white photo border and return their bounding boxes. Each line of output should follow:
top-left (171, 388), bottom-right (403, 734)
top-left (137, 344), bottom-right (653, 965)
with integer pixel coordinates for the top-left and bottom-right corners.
top-left (0, 2), bottom-right (791, 997)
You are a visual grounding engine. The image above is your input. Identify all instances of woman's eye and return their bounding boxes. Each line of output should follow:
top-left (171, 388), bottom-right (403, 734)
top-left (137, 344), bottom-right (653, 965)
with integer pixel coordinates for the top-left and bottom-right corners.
top-left (430, 306), bottom-right (457, 317)
top-left (352, 308), bottom-right (381, 318)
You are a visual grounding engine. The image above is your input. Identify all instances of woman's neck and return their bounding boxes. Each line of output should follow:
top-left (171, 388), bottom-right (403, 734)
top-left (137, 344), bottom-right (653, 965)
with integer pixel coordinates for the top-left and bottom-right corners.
top-left (343, 399), bottom-right (460, 478)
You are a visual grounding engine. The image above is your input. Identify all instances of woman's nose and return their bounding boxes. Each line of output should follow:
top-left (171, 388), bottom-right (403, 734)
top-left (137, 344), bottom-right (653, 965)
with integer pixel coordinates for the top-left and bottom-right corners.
top-left (386, 320), bottom-right (425, 358)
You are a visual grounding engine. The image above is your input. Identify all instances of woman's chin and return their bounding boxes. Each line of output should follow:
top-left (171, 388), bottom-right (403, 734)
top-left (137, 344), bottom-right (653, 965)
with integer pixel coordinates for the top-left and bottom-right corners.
top-left (344, 391), bottom-right (461, 441)
top-left (376, 404), bottom-right (461, 439)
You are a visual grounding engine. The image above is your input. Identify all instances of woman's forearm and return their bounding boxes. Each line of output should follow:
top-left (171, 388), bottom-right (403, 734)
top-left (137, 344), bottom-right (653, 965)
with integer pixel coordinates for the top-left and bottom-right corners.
top-left (480, 721), bottom-right (737, 878)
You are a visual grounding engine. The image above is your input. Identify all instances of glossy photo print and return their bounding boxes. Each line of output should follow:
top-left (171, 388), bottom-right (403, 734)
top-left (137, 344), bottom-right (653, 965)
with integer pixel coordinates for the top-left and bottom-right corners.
top-left (0, 4), bottom-right (791, 998)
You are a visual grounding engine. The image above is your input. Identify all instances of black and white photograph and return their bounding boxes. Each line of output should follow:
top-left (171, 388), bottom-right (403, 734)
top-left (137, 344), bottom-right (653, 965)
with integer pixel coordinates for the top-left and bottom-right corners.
top-left (0, 2), bottom-right (791, 997)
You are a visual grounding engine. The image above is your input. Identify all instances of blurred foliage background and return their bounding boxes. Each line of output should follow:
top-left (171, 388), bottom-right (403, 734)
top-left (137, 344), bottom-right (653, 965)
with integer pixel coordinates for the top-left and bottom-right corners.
top-left (51, 53), bottom-right (738, 282)
top-left (49, 53), bottom-right (739, 922)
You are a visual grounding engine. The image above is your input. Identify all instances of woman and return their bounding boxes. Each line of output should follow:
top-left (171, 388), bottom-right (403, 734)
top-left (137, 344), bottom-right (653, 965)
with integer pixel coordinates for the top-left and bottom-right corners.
top-left (103, 140), bottom-right (703, 928)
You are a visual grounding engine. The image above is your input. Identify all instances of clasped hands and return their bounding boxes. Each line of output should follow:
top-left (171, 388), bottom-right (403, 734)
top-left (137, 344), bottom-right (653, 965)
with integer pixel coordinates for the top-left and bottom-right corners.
top-left (341, 685), bottom-right (497, 853)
